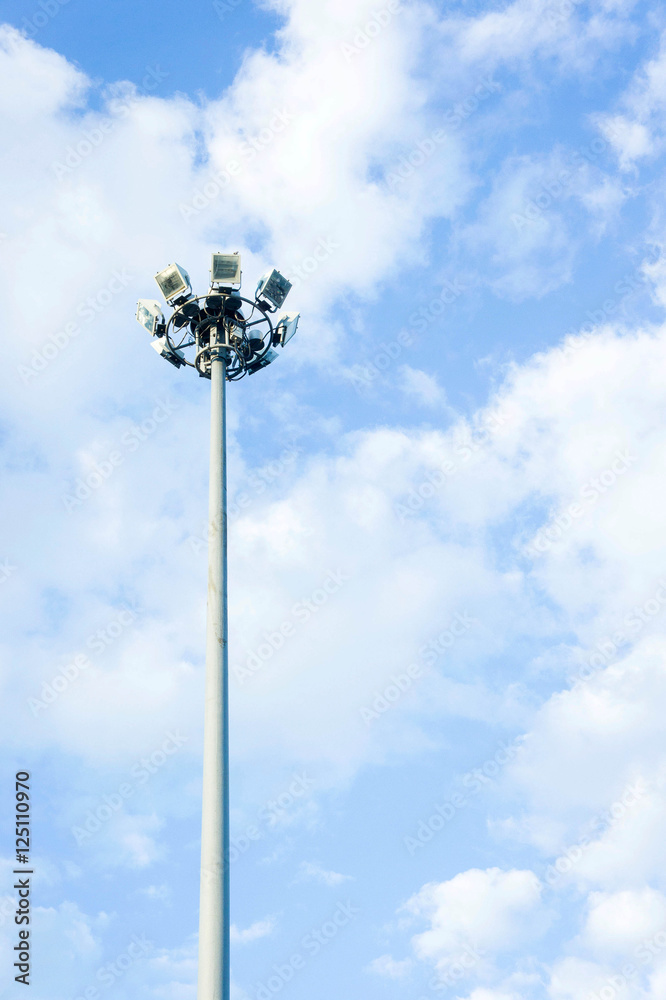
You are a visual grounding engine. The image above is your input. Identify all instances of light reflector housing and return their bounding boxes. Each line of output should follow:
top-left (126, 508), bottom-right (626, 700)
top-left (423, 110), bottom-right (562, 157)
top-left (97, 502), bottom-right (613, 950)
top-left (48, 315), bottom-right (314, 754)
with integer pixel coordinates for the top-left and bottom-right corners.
top-left (247, 348), bottom-right (278, 374)
top-left (256, 268), bottom-right (292, 310)
top-left (136, 299), bottom-right (164, 335)
top-left (211, 252), bottom-right (241, 286)
top-left (275, 312), bottom-right (300, 347)
top-left (151, 336), bottom-right (185, 368)
top-left (155, 263), bottom-right (191, 302)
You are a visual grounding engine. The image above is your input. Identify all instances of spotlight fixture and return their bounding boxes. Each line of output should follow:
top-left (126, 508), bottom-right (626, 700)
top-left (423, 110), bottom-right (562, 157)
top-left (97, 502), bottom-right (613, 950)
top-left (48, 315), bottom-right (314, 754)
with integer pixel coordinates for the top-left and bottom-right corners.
top-left (274, 312), bottom-right (300, 347)
top-left (155, 263), bottom-right (191, 303)
top-left (247, 348), bottom-right (278, 374)
top-left (150, 336), bottom-right (186, 368)
top-left (211, 252), bottom-right (241, 287)
top-left (255, 268), bottom-right (292, 310)
top-left (136, 299), bottom-right (165, 335)
top-left (138, 252), bottom-right (300, 381)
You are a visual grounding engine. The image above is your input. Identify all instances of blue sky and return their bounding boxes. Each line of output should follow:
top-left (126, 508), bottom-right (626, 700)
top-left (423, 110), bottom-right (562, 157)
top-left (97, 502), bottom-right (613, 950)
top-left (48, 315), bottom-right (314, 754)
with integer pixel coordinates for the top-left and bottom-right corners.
top-left (3, 0), bottom-right (666, 998)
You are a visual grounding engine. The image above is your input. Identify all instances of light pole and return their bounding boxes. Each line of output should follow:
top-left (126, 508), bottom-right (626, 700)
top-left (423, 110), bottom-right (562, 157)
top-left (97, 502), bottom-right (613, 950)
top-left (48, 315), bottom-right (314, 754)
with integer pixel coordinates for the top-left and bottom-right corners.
top-left (136, 253), bottom-right (300, 1000)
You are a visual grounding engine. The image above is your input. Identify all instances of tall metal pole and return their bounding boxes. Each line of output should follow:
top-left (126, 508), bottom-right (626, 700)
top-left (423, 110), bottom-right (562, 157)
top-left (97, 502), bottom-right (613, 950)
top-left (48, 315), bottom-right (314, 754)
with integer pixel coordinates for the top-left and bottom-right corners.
top-left (198, 330), bottom-right (230, 1000)
top-left (136, 260), bottom-right (298, 997)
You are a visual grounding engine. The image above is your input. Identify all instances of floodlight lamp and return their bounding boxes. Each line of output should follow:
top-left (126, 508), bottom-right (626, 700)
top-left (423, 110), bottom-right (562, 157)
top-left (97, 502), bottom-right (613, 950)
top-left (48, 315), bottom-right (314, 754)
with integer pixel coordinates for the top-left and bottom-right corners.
top-left (274, 312), bottom-right (300, 347)
top-left (247, 348), bottom-right (278, 375)
top-left (255, 268), bottom-right (292, 310)
top-left (136, 299), bottom-right (164, 335)
top-left (151, 336), bottom-right (186, 368)
top-left (255, 268), bottom-right (291, 309)
top-left (211, 252), bottom-right (241, 286)
top-left (155, 263), bottom-right (191, 302)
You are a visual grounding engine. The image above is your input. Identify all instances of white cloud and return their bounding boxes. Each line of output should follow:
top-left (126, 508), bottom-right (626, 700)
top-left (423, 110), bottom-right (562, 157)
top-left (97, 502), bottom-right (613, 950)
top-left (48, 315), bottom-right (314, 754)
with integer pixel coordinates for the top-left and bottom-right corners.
top-left (366, 953), bottom-right (413, 978)
top-left (0, 11), bottom-right (510, 798)
top-left (0, 900), bottom-right (106, 996)
top-left (4, 3), bottom-right (666, 996)
top-left (595, 30), bottom-right (666, 170)
top-left (597, 114), bottom-right (653, 171)
top-left (547, 957), bottom-right (627, 1000)
top-left (0, 25), bottom-right (87, 118)
top-left (438, 0), bottom-right (630, 71)
top-left (399, 365), bottom-right (447, 407)
top-left (460, 152), bottom-right (577, 299)
top-left (503, 641), bottom-right (666, 887)
top-left (459, 148), bottom-right (627, 299)
top-left (456, 991), bottom-right (522, 1000)
top-left (135, 883), bottom-right (171, 902)
top-left (581, 889), bottom-right (666, 958)
top-left (406, 868), bottom-right (545, 966)
top-left (142, 936), bottom-right (198, 999)
top-left (230, 916), bottom-right (276, 945)
top-left (295, 861), bottom-right (352, 886)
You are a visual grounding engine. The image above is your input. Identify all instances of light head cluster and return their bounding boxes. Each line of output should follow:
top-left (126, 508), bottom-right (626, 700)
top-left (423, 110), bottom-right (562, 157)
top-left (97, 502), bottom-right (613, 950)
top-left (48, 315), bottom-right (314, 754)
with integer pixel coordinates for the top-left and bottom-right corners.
top-left (135, 252), bottom-right (300, 380)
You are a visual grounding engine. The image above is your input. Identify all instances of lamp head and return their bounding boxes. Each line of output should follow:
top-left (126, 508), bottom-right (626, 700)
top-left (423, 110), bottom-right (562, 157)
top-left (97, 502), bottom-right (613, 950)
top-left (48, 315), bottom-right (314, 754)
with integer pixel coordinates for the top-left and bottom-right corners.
top-left (136, 299), bottom-right (164, 335)
top-left (155, 263), bottom-right (191, 303)
top-left (256, 268), bottom-right (292, 311)
top-left (274, 312), bottom-right (300, 347)
top-left (211, 252), bottom-right (242, 287)
top-left (247, 348), bottom-right (278, 375)
top-left (151, 336), bottom-right (186, 368)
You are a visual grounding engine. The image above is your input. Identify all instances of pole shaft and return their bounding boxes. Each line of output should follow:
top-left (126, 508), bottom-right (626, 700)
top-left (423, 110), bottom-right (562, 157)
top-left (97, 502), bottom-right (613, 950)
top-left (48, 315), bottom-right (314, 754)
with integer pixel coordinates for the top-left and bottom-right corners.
top-left (197, 343), bottom-right (230, 1000)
